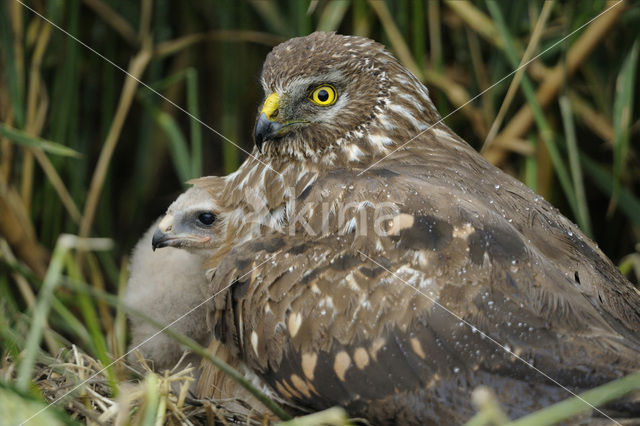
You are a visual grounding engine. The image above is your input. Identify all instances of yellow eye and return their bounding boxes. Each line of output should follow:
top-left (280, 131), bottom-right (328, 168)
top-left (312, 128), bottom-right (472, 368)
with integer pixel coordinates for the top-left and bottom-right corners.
top-left (309, 85), bottom-right (337, 106)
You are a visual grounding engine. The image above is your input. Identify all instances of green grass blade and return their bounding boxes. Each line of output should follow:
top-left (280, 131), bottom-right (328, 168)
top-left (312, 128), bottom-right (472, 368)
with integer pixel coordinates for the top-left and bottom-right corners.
top-left (140, 373), bottom-right (161, 426)
top-left (277, 407), bottom-right (350, 426)
top-left (49, 0), bottom-right (80, 150)
top-left (352, 0), bottom-right (371, 36)
top-left (428, 0), bottom-right (447, 113)
top-left (611, 39), bottom-right (639, 209)
top-left (64, 254), bottom-right (118, 395)
top-left (0, 3), bottom-right (24, 127)
top-left (249, 0), bottom-right (288, 35)
top-left (292, 0), bottom-right (311, 36)
top-left (411, 0), bottom-right (425, 67)
top-left (16, 235), bottom-right (112, 391)
top-left (506, 371), bottom-right (640, 426)
top-left (0, 251), bottom-right (90, 346)
top-left (486, 1), bottom-right (579, 219)
top-left (141, 66), bottom-right (203, 181)
top-left (16, 237), bottom-right (69, 391)
top-left (559, 96), bottom-right (592, 236)
top-left (50, 296), bottom-right (90, 346)
top-left (524, 136), bottom-right (538, 192)
top-left (137, 95), bottom-right (192, 183)
top-left (221, 112), bottom-right (240, 174)
top-left (0, 124), bottom-right (82, 158)
top-left (0, 300), bottom-right (22, 361)
top-left (580, 153), bottom-right (640, 228)
top-left (113, 258), bottom-right (129, 360)
top-left (0, 382), bottom-right (76, 426)
top-left (96, 251), bottom-right (121, 291)
top-left (219, 6), bottom-right (241, 175)
top-left (144, 68), bottom-right (191, 92)
top-left (185, 68), bottom-right (202, 179)
top-left (316, 0), bottom-right (350, 32)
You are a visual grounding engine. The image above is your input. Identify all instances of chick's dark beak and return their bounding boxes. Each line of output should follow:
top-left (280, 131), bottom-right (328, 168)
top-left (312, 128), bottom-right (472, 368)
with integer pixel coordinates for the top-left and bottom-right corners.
top-left (151, 228), bottom-right (170, 251)
top-left (254, 112), bottom-right (283, 153)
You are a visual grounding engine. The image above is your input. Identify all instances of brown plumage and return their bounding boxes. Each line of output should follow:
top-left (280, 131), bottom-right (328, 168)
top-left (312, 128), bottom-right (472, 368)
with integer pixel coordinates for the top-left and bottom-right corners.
top-left (197, 32), bottom-right (640, 424)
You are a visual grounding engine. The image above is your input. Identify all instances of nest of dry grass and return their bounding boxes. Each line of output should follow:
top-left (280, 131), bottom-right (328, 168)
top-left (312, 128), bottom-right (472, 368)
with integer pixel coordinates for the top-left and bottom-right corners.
top-left (27, 346), bottom-right (273, 426)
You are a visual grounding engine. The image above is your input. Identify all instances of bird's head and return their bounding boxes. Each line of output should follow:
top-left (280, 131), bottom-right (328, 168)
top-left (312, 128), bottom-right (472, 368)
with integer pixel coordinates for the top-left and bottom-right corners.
top-left (253, 32), bottom-right (439, 163)
top-left (151, 185), bottom-right (221, 254)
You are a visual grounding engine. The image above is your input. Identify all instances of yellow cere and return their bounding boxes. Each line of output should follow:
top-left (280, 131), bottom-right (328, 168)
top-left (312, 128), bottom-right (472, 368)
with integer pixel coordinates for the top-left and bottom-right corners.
top-left (309, 85), bottom-right (337, 106)
top-left (261, 92), bottom-right (280, 120)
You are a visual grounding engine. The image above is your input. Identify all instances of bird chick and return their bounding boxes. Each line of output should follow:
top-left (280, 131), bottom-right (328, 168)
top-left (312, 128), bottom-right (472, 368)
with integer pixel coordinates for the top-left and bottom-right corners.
top-left (127, 180), bottom-right (279, 418)
top-left (150, 184), bottom-right (221, 256)
top-left (125, 183), bottom-right (221, 374)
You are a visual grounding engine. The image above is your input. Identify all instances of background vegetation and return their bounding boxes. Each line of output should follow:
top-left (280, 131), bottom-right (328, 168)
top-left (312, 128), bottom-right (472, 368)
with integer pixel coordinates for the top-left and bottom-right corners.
top-left (0, 0), bottom-right (639, 424)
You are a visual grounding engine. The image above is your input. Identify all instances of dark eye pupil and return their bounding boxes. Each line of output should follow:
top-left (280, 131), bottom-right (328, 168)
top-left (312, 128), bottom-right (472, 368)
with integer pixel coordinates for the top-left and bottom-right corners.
top-left (317, 90), bottom-right (329, 102)
top-left (198, 212), bottom-right (216, 225)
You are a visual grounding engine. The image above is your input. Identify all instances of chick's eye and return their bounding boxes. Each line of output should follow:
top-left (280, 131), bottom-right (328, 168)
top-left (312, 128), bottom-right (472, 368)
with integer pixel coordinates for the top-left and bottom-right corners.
top-left (198, 212), bottom-right (216, 226)
top-left (309, 85), bottom-right (337, 106)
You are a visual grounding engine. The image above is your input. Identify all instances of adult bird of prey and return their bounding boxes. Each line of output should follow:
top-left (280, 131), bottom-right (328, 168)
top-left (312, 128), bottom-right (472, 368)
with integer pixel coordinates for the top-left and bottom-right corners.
top-left (197, 32), bottom-right (640, 424)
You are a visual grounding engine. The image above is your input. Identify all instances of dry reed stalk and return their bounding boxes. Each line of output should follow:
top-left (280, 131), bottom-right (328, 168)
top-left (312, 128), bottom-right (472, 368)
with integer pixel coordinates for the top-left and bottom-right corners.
top-left (485, 0), bottom-right (627, 165)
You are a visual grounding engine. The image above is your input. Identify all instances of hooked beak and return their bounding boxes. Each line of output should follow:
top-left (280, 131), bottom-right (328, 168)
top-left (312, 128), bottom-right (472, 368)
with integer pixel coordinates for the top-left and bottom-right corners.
top-left (151, 228), bottom-right (211, 251)
top-left (151, 228), bottom-right (171, 251)
top-left (152, 214), bottom-right (174, 251)
top-left (253, 92), bottom-right (310, 152)
top-left (254, 112), bottom-right (283, 152)
top-left (254, 92), bottom-right (282, 152)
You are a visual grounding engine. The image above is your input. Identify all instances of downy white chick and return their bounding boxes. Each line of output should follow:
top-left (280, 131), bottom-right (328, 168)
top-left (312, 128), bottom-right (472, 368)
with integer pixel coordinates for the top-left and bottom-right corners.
top-left (125, 184), bottom-right (220, 374)
top-left (126, 180), bottom-right (279, 418)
